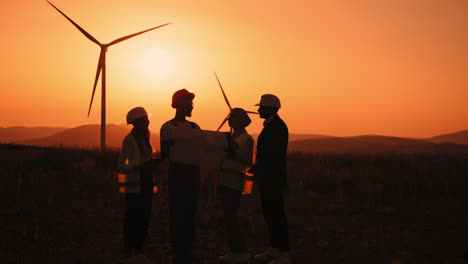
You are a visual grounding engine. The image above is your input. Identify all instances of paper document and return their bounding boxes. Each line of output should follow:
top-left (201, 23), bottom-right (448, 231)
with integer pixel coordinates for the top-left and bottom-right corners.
top-left (170, 128), bottom-right (229, 166)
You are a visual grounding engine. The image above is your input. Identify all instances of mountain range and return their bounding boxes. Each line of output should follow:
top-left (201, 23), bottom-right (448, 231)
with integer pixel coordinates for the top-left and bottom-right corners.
top-left (6, 124), bottom-right (132, 150)
top-left (1, 125), bottom-right (468, 153)
top-left (0, 126), bottom-right (67, 142)
top-left (288, 134), bottom-right (468, 154)
top-left (427, 130), bottom-right (468, 145)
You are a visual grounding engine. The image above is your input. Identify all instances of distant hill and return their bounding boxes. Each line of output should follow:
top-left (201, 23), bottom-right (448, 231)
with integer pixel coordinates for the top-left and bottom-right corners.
top-left (0, 126), bottom-right (67, 143)
top-left (289, 133), bottom-right (332, 142)
top-left (251, 133), bottom-right (331, 142)
top-left (13, 126), bottom-right (329, 151)
top-left (15, 124), bottom-right (135, 149)
top-left (427, 130), bottom-right (468, 145)
top-left (9, 125), bottom-right (468, 153)
top-left (288, 135), bottom-right (468, 154)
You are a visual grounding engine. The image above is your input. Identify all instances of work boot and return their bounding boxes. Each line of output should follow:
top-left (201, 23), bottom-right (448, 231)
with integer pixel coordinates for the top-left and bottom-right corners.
top-left (254, 248), bottom-right (280, 264)
top-left (268, 252), bottom-right (291, 264)
top-left (218, 252), bottom-right (251, 263)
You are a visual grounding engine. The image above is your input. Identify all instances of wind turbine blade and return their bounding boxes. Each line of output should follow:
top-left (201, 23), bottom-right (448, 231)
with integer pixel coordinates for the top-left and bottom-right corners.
top-left (245, 110), bottom-right (259, 114)
top-left (47, 1), bottom-right (101, 46)
top-left (107, 22), bottom-right (172, 46)
top-left (214, 71), bottom-right (232, 111)
top-left (87, 50), bottom-right (105, 116)
top-left (216, 114), bottom-right (230, 132)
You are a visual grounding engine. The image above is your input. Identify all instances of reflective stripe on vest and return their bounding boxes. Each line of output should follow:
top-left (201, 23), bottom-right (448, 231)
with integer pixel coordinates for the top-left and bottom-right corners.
top-left (219, 133), bottom-right (252, 191)
top-left (118, 134), bottom-right (141, 193)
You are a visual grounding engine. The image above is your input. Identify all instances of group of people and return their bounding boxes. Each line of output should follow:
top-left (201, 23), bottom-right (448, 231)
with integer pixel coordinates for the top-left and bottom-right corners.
top-left (117, 89), bottom-right (290, 264)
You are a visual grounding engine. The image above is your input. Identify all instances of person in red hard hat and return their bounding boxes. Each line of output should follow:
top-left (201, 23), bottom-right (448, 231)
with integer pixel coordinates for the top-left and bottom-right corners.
top-left (160, 89), bottom-right (201, 264)
top-left (117, 107), bottom-right (156, 259)
top-left (170, 88), bottom-right (195, 109)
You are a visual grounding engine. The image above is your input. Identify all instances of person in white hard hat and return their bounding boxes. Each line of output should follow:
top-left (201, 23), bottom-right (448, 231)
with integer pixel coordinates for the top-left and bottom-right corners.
top-left (248, 94), bottom-right (291, 264)
top-left (117, 106), bottom-right (156, 259)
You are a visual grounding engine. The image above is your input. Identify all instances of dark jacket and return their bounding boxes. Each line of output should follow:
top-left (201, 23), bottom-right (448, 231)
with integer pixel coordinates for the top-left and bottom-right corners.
top-left (253, 115), bottom-right (288, 188)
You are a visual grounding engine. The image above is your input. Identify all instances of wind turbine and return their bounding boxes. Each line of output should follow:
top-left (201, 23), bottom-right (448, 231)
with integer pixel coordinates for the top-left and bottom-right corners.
top-left (47, 1), bottom-right (171, 151)
top-left (214, 72), bottom-right (258, 132)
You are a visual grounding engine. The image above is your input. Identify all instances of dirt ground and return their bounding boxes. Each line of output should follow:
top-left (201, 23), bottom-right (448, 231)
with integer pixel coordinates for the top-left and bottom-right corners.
top-left (2, 146), bottom-right (468, 264)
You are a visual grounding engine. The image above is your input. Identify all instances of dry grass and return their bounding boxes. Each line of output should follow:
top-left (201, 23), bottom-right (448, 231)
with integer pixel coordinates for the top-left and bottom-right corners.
top-left (2, 145), bottom-right (468, 264)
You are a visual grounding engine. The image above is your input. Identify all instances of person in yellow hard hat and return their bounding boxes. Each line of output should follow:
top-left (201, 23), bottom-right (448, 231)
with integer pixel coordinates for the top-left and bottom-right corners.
top-left (160, 89), bottom-right (201, 264)
top-left (117, 107), bottom-right (157, 259)
top-left (249, 94), bottom-right (291, 264)
top-left (218, 108), bottom-right (254, 263)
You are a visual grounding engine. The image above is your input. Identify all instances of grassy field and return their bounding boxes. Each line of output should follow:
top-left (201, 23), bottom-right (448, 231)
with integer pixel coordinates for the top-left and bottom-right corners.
top-left (2, 144), bottom-right (468, 264)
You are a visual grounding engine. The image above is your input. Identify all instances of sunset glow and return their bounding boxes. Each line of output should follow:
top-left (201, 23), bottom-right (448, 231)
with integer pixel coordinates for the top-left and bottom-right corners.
top-left (0, 0), bottom-right (466, 138)
top-left (139, 48), bottom-right (174, 78)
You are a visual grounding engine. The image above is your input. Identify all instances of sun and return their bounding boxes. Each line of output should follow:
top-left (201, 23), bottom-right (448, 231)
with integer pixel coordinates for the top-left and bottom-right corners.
top-left (139, 48), bottom-right (174, 78)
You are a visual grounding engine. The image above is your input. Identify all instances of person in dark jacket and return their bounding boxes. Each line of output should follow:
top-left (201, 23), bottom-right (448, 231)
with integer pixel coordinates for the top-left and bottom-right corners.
top-left (249, 94), bottom-right (291, 264)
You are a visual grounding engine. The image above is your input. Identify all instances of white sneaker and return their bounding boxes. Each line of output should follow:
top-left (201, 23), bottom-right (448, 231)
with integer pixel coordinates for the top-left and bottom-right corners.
top-left (268, 252), bottom-right (291, 264)
top-left (219, 252), bottom-right (251, 264)
top-left (254, 248), bottom-right (280, 263)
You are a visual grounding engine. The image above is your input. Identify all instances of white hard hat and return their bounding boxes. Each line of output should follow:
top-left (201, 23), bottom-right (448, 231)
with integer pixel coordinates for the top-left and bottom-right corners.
top-left (255, 94), bottom-right (281, 108)
top-left (126, 107), bottom-right (148, 124)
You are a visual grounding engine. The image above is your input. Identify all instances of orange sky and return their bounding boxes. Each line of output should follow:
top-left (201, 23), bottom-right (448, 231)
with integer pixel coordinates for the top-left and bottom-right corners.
top-left (1, 0), bottom-right (467, 137)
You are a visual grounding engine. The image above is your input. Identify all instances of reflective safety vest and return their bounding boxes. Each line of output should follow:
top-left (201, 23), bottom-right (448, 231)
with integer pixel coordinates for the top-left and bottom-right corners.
top-left (118, 134), bottom-right (157, 193)
top-left (219, 133), bottom-right (253, 191)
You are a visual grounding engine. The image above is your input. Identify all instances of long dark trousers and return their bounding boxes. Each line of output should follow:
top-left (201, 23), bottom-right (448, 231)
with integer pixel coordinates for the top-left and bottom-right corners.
top-left (220, 185), bottom-right (247, 253)
top-left (260, 185), bottom-right (289, 251)
top-left (123, 168), bottom-right (153, 252)
top-left (168, 163), bottom-right (200, 263)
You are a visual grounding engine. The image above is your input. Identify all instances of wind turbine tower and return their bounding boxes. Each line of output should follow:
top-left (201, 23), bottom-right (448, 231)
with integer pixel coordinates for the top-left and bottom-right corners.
top-left (47, 1), bottom-right (171, 151)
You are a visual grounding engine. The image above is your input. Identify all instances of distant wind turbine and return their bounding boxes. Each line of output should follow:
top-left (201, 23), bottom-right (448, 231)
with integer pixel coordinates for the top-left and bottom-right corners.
top-left (47, 1), bottom-right (171, 151)
top-left (214, 72), bottom-right (258, 132)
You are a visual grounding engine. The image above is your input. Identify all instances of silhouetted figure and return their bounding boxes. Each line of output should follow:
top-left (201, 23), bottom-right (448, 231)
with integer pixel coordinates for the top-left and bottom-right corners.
top-left (249, 94), bottom-right (291, 264)
top-left (218, 108), bottom-right (254, 263)
top-left (117, 107), bottom-right (155, 259)
top-left (160, 89), bottom-right (201, 264)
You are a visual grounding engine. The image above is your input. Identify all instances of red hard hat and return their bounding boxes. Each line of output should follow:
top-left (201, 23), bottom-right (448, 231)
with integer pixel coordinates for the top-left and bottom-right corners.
top-left (172, 89), bottom-right (195, 108)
